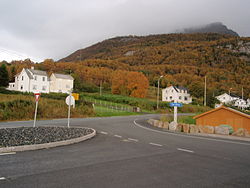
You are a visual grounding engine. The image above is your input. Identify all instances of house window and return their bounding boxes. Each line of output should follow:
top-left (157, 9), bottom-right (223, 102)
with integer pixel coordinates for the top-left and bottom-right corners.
top-left (42, 77), bottom-right (45, 81)
top-left (184, 96), bottom-right (188, 101)
top-left (179, 96), bottom-right (182, 100)
top-left (34, 76), bottom-right (37, 81)
top-left (170, 96), bottom-right (172, 100)
top-left (22, 76), bottom-right (24, 81)
top-left (166, 97), bottom-right (168, 100)
top-left (33, 85), bottom-right (37, 90)
top-left (21, 85), bottom-right (23, 90)
top-left (42, 86), bottom-right (46, 91)
top-left (172, 90), bottom-right (173, 93)
top-left (66, 85), bottom-right (70, 88)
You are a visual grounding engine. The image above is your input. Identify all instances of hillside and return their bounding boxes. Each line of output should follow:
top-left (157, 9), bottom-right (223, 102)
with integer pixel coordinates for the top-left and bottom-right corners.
top-left (58, 33), bottom-right (250, 99)
top-left (3, 33), bottom-right (250, 102)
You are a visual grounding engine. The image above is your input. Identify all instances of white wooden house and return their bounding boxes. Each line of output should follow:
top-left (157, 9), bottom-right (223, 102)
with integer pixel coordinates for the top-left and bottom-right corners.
top-left (215, 93), bottom-right (249, 110)
top-left (216, 93), bottom-right (239, 104)
top-left (8, 67), bottom-right (50, 93)
top-left (7, 67), bottom-right (74, 94)
top-left (162, 86), bottom-right (192, 104)
top-left (49, 73), bottom-right (74, 93)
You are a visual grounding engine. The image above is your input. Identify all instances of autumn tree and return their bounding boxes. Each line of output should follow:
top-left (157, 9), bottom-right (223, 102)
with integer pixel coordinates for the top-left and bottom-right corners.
top-left (111, 70), bottom-right (149, 98)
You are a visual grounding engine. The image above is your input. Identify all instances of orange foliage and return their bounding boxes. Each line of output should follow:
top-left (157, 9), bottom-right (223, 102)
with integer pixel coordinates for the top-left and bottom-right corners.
top-left (111, 70), bottom-right (149, 98)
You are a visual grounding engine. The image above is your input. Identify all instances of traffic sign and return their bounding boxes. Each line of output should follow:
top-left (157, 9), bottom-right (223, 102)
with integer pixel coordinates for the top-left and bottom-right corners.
top-left (72, 93), bottom-right (79, 100)
top-left (169, 102), bottom-right (183, 107)
top-left (34, 93), bottom-right (41, 102)
top-left (65, 96), bottom-right (75, 106)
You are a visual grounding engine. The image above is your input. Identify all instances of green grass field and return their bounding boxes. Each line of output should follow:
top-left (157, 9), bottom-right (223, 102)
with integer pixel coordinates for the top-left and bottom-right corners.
top-left (93, 106), bottom-right (139, 117)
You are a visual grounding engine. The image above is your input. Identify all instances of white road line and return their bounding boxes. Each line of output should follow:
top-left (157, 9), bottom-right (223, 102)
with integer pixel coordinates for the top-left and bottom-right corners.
top-left (128, 138), bottom-right (138, 142)
top-left (0, 177), bottom-right (6, 180)
top-left (149, 142), bottom-right (162, 147)
top-left (100, 131), bottom-right (108, 135)
top-left (114, 135), bottom-right (122, 138)
top-left (133, 120), bottom-right (250, 146)
top-left (177, 148), bottom-right (194, 153)
top-left (0, 152), bottom-right (16, 156)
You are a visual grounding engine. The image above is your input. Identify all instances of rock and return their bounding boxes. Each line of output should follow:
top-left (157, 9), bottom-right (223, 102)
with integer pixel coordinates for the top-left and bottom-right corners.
top-left (182, 124), bottom-right (190, 133)
top-left (157, 121), bottom-right (163, 128)
top-left (232, 128), bottom-right (250, 137)
top-left (176, 124), bottom-right (183, 132)
top-left (219, 124), bottom-right (234, 135)
top-left (215, 126), bottom-right (229, 135)
top-left (153, 120), bottom-right (159, 127)
top-left (162, 122), bottom-right (169, 129)
top-left (199, 125), bottom-right (214, 134)
top-left (169, 121), bottom-right (178, 131)
top-left (245, 131), bottom-right (250, 138)
top-left (189, 124), bottom-right (199, 134)
top-left (147, 119), bottom-right (155, 125)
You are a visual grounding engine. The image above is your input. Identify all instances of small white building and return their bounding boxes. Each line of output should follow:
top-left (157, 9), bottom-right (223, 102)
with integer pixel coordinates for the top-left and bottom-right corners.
top-left (234, 99), bottom-right (249, 110)
top-left (8, 67), bottom-right (50, 93)
top-left (49, 73), bottom-right (74, 93)
top-left (7, 67), bottom-right (74, 94)
top-left (216, 93), bottom-right (239, 104)
top-left (215, 93), bottom-right (250, 110)
top-left (162, 86), bottom-right (192, 104)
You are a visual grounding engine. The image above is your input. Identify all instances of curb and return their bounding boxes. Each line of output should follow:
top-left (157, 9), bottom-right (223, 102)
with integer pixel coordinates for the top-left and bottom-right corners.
top-left (0, 127), bottom-right (96, 153)
top-left (142, 119), bottom-right (250, 143)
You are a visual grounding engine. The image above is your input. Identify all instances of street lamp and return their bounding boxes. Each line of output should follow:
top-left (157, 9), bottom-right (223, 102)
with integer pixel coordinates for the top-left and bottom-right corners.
top-left (157, 75), bottom-right (163, 109)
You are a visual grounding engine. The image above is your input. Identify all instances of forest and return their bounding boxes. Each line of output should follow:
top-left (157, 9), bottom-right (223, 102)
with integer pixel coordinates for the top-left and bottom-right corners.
top-left (1, 33), bottom-right (250, 106)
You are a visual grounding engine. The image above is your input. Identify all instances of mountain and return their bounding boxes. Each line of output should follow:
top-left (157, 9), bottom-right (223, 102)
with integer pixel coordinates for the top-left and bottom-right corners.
top-left (59, 33), bottom-right (236, 62)
top-left (57, 33), bottom-right (250, 98)
top-left (181, 22), bottom-right (239, 37)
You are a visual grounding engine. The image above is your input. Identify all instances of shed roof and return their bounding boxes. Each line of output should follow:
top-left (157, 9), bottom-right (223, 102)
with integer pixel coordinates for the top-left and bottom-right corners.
top-left (193, 106), bottom-right (250, 119)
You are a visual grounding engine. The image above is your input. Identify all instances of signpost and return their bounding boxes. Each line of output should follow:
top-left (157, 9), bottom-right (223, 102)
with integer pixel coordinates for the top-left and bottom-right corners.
top-left (65, 93), bottom-right (75, 128)
top-left (169, 102), bottom-right (183, 123)
top-left (33, 93), bottom-right (41, 127)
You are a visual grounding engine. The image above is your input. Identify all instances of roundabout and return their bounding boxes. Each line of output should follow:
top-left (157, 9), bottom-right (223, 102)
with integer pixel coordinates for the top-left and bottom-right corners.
top-left (0, 126), bottom-right (96, 153)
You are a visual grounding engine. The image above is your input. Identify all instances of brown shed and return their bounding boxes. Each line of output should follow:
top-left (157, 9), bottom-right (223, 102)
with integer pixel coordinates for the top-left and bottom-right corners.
top-left (193, 106), bottom-right (250, 132)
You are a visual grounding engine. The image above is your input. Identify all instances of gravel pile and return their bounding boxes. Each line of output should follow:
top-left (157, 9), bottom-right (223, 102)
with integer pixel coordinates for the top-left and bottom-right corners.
top-left (0, 127), bottom-right (93, 147)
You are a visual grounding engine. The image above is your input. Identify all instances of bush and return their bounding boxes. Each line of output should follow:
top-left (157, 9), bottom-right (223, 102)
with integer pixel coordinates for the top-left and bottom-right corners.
top-left (178, 116), bottom-right (196, 124)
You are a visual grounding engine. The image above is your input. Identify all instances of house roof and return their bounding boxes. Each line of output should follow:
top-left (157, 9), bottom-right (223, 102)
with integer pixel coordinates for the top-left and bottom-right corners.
top-left (52, 73), bottom-right (74, 80)
top-left (172, 86), bottom-right (188, 92)
top-left (24, 69), bottom-right (33, 79)
top-left (29, 69), bottom-right (48, 76)
top-left (193, 105), bottom-right (250, 120)
top-left (216, 93), bottom-right (239, 98)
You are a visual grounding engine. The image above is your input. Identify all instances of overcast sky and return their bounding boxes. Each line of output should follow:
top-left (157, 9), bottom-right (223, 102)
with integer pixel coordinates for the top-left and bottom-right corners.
top-left (0, 0), bottom-right (249, 62)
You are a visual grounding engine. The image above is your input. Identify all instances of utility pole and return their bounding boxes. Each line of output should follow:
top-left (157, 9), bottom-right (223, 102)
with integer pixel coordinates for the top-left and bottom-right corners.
top-left (157, 75), bottom-right (163, 109)
top-left (242, 87), bottom-right (244, 99)
top-left (204, 76), bottom-right (206, 106)
top-left (100, 80), bottom-right (102, 96)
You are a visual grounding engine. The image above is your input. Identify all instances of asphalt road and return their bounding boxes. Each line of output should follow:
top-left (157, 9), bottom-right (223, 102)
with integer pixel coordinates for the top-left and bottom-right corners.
top-left (0, 114), bottom-right (250, 188)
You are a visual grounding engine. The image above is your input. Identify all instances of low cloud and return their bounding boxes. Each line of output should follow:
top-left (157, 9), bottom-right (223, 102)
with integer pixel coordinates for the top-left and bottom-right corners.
top-left (0, 0), bottom-right (249, 62)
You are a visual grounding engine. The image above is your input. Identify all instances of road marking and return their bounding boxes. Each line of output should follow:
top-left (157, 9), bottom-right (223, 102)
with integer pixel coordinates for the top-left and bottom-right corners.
top-left (149, 142), bottom-right (162, 147)
top-left (0, 152), bottom-right (16, 156)
top-left (114, 135), bottom-right (122, 138)
top-left (122, 139), bottom-right (129, 142)
top-left (128, 138), bottom-right (138, 142)
top-left (133, 120), bottom-right (250, 146)
top-left (0, 177), bottom-right (6, 180)
top-left (177, 148), bottom-right (194, 153)
top-left (100, 131), bottom-right (108, 135)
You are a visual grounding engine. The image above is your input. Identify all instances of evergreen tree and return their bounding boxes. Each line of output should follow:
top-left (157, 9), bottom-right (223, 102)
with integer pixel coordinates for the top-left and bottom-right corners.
top-left (0, 64), bottom-right (9, 87)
